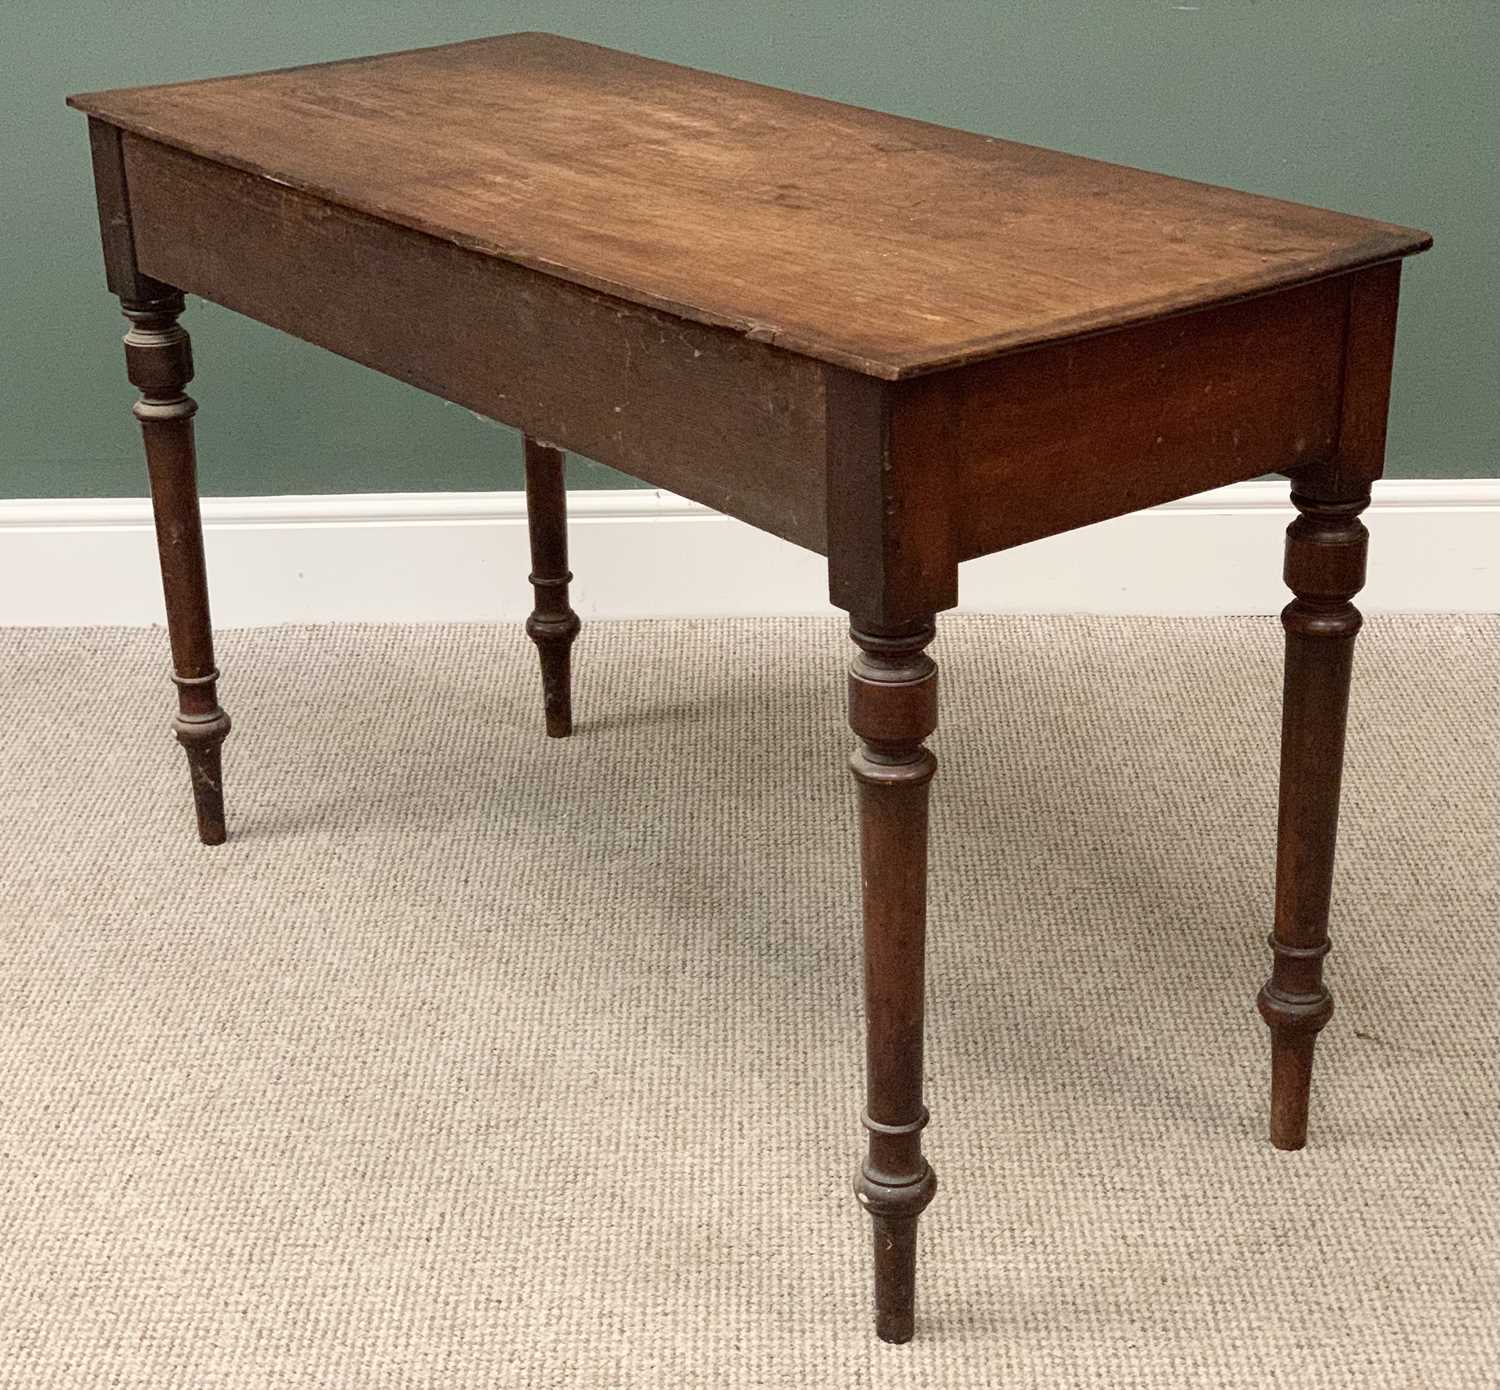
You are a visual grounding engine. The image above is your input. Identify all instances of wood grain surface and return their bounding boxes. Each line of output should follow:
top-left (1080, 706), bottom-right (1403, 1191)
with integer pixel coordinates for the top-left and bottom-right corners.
top-left (68, 33), bottom-right (1430, 379)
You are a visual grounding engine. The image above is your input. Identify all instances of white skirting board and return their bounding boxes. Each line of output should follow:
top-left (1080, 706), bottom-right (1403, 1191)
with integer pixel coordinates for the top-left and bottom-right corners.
top-left (1, 479), bottom-right (1495, 626)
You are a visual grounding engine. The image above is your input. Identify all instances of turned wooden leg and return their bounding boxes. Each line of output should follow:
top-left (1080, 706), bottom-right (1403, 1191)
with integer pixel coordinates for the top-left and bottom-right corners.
top-left (1257, 475), bottom-right (1370, 1149)
top-left (848, 618), bottom-right (939, 1343)
top-left (124, 291), bottom-right (231, 845)
top-left (522, 437), bottom-right (580, 737)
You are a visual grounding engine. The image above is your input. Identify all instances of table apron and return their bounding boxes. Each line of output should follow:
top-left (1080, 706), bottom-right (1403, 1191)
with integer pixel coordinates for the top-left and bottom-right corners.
top-left (120, 132), bottom-right (831, 554)
top-left (921, 275), bottom-right (1357, 561)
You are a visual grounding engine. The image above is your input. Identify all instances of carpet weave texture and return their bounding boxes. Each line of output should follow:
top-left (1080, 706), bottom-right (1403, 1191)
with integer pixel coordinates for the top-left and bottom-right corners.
top-left (0, 616), bottom-right (1494, 1389)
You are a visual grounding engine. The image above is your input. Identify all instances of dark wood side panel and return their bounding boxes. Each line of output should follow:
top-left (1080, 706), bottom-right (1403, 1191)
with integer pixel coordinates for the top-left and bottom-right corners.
top-left (85, 118), bottom-right (172, 302)
top-left (825, 370), bottom-right (959, 625)
top-left (119, 131), bottom-right (828, 552)
top-left (1319, 259), bottom-right (1403, 492)
top-left (940, 277), bottom-right (1352, 560)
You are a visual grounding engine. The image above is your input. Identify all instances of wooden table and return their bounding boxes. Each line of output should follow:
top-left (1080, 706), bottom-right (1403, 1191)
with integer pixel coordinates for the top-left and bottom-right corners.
top-left (70, 33), bottom-right (1430, 1343)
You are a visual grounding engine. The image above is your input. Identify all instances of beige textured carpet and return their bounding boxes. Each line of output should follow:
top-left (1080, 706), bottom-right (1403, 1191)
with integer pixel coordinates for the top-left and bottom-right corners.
top-left (0, 616), bottom-right (1494, 1388)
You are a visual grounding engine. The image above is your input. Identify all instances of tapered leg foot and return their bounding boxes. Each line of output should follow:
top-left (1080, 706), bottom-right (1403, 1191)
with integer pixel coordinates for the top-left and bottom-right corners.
top-left (870, 1215), bottom-right (919, 1343)
top-left (524, 606), bottom-right (576, 739)
top-left (1259, 475), bottom-right (1369, 1148)
top-left (175, 706), bottom-right (232, 846)
top-left (1262, 1015), bottom-right (1326, 1151)
top-left (523, 437), bottom-right (580, 737)
top-left (124, 291), bottom-right (231, 845)
top-left (848, 618), bottom-right (939, 1342)
top-left (858, 1162), bottom-right (938, 1343)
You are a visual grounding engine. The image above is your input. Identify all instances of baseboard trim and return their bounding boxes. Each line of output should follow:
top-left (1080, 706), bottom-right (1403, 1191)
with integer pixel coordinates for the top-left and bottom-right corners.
top-left (2, 479), bottom-right (1495, 625)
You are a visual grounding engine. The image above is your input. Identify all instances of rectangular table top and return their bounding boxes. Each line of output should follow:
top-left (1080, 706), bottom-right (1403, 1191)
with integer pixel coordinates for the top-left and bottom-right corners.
top-left (69, 32), bottom-right (1429, 380)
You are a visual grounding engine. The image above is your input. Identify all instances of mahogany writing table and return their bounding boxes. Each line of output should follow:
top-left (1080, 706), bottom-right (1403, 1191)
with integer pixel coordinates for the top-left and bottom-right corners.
top-left (69, 33), bottom-right (1430, 1343)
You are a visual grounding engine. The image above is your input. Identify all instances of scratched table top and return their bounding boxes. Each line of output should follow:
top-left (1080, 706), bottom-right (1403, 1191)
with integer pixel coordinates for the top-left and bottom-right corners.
top-left (70, 32), bottom-right (1429, 379)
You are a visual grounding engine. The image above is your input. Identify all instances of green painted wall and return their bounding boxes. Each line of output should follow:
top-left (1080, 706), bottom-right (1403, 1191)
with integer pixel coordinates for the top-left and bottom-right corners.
top-left (3, 2), bottom-right (1494, 498)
